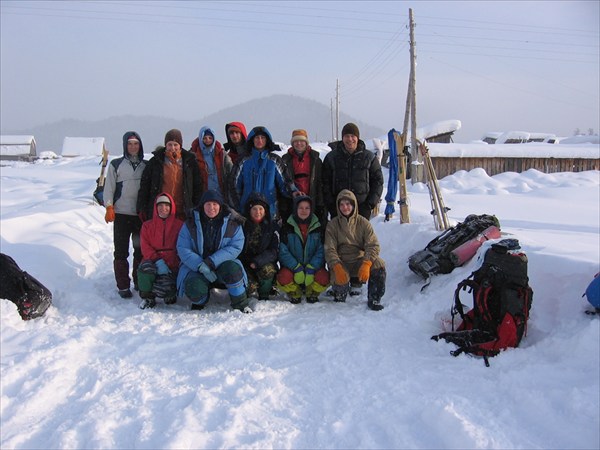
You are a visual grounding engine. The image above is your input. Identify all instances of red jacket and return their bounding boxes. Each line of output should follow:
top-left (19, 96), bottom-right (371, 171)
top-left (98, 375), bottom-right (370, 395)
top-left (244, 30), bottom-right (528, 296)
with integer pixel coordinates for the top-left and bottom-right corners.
top-left (140, 192), bottom-right (184, 271)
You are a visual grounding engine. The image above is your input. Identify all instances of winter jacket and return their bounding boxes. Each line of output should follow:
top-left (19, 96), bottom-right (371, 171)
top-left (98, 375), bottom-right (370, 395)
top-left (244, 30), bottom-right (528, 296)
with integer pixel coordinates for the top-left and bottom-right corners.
top-left (137, 147), bottom-right (202, 220)
top-left (281, 147), bottom-right (326, 225)
top-left (224, 121), bottom-right (249, 165)
top-left (322, 139), bottom-right (384, 220)
top-left (240, 193), bottom-right (279, 269)
top-left (140, 192), bottom-right (184, 271)
top-left (230, 126), bottom-right (298, 219)
top-left (190, 127), bottom-right (233, 202)
top-left (279, 211), bottom-right (325, 271)
top-left (176, 204), bottom-right (246, 296)
top-left (324, 189), bottom-right (385, 274)
top-left (104, 131), bottom-right (146, 216)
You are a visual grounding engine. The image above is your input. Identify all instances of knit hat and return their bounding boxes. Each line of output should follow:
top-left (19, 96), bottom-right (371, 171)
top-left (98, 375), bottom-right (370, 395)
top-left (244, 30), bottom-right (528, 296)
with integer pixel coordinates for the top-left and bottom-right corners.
top-left (127, 136), bottom-right (140, 143)
top-left (164, 129), bottom-right (183, 147)
top-left (341, 123), bottom-right (360, 139)
top-left (200, 189), bottom-right (224, 206)
top-left (156, 195), bottom-right (171, 205)
top-left (291, 129), bottom-right (309, 144)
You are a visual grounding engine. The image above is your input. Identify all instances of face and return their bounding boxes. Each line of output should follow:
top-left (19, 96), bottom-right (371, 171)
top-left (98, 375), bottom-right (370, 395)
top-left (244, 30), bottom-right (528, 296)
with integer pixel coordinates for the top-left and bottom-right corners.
top-left (127, 139), bottom-right (140, 156)
top-left (342, 134), bottom-right (358, 153)
top-left (292, 140), bottom-right (307, 153)
top-left (253, 134), bottom-right (267, 150)
top-left (157, 202), bottom-right (171, 219)
top-left (339, 199), bottom-right (354, 217)
top-left (203, 201), bottom-right (220, 218)
top-left (296, 201), bottom-right (311, 220)
top-left (229, 129), bottom-right (243, 144)
top-left (250, 204), bottom-right (266, 222)
top-left (202, 134), bottom-right (214, 147)
top-left (166, 141), bottom-right (181, 155)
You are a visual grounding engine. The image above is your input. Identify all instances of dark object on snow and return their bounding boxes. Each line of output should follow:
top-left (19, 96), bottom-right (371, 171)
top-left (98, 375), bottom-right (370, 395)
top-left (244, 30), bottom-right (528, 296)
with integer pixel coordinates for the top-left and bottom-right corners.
top-left (93, 148), bottom-right (109, 206)
top-left (0, 253), bottom-right (52, 320)
top-left (583, 272), bottom-right (600, 315)
top-left (431, 239), bottom-right (533, 366)
top-left (408, 214), bottom-right (501, 280)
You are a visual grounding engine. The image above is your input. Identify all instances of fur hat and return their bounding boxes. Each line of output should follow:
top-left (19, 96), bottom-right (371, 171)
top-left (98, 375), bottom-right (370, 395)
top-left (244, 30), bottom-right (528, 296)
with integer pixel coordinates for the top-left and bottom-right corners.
top-left (291, 129), bottom-right (309, 144)
top-left (341, 123), bottom-right (360, 139)
top-left (156, 195), bottom-right (171, 205)
top-left (164, 129), bottom-right (183, 147)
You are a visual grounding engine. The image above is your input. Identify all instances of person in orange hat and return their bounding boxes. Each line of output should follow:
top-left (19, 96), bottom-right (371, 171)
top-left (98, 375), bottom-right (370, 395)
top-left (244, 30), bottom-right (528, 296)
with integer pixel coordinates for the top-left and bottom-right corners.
top-left (280, 129), bottom-right (326, 226)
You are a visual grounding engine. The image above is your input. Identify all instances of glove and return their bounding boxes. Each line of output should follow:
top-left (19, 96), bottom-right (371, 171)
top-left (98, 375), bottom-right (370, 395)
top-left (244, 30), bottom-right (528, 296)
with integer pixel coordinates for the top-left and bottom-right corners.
top-left (358, 260), bottom-right (373, 283)
top-left (155, 259), bottom-right (170, 275)
top-left (293, 263), bottom-right (305, 285)
top-left (198, 262), bottom-right (217, 283)
top-left (333, 263), bottom-right (349, 285)
top-left (105, 205), bottom-right (115, 223)
top-left (304, 264), bottom-right (316, 286)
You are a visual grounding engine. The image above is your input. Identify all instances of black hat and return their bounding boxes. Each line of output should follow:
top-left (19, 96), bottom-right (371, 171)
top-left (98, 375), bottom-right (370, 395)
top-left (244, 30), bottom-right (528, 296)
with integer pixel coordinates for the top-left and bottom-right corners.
top-left (341, 123), bottom-right (360, 139)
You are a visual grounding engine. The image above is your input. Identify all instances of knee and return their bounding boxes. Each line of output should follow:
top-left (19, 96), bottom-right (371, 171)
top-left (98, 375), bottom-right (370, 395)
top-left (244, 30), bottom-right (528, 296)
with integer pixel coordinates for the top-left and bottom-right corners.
top-left (218, 260), bottom-right (244, 284)
top-left (277, 267), bottom-right (294, 286)
top-left (184, 273), bottom-right (209, 301)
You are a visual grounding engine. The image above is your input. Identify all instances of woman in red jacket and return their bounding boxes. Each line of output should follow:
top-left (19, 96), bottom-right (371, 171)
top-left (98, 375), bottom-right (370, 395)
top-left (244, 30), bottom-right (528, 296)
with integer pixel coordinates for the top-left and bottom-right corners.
top-left (137, 192), bottom-right (184, 309)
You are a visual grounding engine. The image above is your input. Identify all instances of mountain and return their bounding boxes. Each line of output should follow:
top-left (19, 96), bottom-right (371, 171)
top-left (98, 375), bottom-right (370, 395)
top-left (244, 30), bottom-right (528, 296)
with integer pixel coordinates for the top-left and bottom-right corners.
top-left (5, 95), bottom-right (386, 153)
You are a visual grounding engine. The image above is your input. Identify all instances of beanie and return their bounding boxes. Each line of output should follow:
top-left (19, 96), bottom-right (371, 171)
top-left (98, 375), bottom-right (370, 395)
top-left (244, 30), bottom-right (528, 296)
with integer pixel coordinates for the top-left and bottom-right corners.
top-left (341, 123), bottom-right (360, 139)
top-left (200, 189), bottom-right (224, 206)
top-left (164, 129), bottom-right (183, 147)
top-left (291, 129), bottom-right (309, 144)
top-left (156, 195), bottom-right (171, 205)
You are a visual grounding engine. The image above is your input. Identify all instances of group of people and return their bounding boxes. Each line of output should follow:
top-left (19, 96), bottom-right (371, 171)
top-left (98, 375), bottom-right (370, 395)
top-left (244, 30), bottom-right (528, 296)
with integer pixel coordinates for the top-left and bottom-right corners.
top-left (103, 122), bottom-right (387, 313)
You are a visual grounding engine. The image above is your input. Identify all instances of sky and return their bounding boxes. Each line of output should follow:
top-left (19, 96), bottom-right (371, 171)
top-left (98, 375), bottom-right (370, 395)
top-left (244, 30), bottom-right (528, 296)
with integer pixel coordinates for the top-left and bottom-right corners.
top-left (1, 144), bottom-right (599, 448)
top-left (0, 0), bottom-right (599, 142)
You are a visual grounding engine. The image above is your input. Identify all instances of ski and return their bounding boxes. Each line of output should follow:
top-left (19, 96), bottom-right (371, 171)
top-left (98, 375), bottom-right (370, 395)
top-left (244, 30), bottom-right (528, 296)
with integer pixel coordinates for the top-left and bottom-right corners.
top-left (93, 147), bottom-right (109, 206)
top-left (393, 131), bottom-right (410, 224)
top-left (419, 140), bottom-right (450, 231)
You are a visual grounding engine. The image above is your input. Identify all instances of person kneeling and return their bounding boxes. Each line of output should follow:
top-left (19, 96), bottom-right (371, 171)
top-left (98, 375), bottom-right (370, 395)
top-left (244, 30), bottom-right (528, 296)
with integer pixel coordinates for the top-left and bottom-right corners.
top-left (324, 190), bottom-right (386, 311)
top-left (277, 195), bottom-right (329, 304)
top-left (176, 190), bottom-right (251, 313)
top-left (137, 193), bottom-right (183, 309)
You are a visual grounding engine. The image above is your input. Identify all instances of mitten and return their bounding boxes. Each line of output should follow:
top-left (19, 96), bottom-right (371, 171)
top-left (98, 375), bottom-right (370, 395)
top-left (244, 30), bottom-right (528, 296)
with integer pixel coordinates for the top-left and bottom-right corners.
top-left (155, 259), bottom-right (170, 275)
top-left (105, 205), bottom-right (115, 223)
top-left (198, 262), bottom-right (217, 283)
top-left (293, 263), bottom-right (305, 285)
top-left (333, 263), bottom-right (349, 285)
top-left (358, 260), bottom-right (373, 283)
top-left (304, 264), bottom-right (316, 286)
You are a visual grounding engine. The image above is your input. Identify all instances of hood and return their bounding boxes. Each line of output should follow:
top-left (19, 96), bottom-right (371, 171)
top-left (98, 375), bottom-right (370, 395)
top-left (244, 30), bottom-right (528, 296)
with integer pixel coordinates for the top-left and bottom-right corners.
top-left (122, 131), bottom-right (144, 159)
top-left (198, 126), bottom-right (216, 152)
top-left (293, 194), bottom-right (313, 214)
top-left (244, 192), bottom-right (271, 221)
top-left (225, 122), bottom-right (247, 147)
top-left (336, 189), bottom-right (358, 219)
top-left (246, 126), bottom-right (277, 152)
top-left (153, 191), bottom-right (176, 219)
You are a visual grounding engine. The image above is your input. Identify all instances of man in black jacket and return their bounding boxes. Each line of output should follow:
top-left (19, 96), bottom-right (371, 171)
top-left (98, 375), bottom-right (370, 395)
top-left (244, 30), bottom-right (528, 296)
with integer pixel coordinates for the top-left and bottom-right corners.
top-left (322, 123), bottom-right (383, 220)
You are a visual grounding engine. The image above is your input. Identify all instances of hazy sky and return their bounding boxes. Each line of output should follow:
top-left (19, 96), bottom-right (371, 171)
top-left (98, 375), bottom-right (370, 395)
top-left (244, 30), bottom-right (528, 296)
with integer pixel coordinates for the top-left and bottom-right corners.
top-left (1, 0), bottom-right (598, 142)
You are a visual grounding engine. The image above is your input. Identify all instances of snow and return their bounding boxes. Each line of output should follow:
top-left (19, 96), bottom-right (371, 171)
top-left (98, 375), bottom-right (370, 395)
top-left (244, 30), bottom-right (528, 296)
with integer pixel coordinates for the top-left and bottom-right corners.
top-left (1, 152), bottom-right (599, 449)
top-left (61, 137), bottom-right (106, 157)
top-left (0, 135), bottom-right (35, 157)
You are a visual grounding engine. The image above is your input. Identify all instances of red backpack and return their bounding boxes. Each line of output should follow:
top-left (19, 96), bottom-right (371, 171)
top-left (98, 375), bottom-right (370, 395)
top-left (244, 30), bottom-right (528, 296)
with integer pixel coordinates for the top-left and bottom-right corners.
top-left (432, 239), bottom-right (533, 366)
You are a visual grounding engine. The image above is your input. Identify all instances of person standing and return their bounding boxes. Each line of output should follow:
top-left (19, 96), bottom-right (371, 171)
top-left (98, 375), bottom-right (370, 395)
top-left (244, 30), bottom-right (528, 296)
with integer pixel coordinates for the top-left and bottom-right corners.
top-left (230, 125), bottom-right (300, 221)
top-left (322, 123), bottom-right (384, 220)
top-left (240, 193), bottom-right (279, 301)
top-left (324, 189), bottom-right (386, 311)
top-left (277, 195), bottom-right (329, 304)
top-left (137, 129), bottom-right (202, 221)
top-left (190, 126), bottom-right (233, 204)
top-left (224, 121), bottom-right (248, 165)
top-left (137, 193), bottom-right (184, 309)
top-left (280, 129), bottom-right (326, 226)
top-left (103, 131), bottom-right (147, 298)
top-left (176, 190), bottom-right (251, 313)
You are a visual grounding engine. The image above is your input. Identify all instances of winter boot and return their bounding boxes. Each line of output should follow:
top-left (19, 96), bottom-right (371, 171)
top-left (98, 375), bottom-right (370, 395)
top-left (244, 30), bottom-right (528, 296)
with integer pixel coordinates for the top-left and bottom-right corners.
top-left (288, 294), bottom-right (302, 304)
top-left (332, 284), bottom-right (349, 303)
top-left (118, 288), bottom-right (133, 299)
top-left (114, 259), bottom-right (131, 291)
top-left (139, 297), bottom-right (156, 309)
top-left (367, 267), bottom-right (386, 311)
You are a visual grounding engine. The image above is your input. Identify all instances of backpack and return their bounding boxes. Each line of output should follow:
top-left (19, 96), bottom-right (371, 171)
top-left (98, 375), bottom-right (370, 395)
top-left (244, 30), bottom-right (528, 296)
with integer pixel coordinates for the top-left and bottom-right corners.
top-left (408, 214), bottom-right (501, 281)
top-left (431, 239), bottom-right (533, 366)
top-left (0, 253), bottom-right (52, 320)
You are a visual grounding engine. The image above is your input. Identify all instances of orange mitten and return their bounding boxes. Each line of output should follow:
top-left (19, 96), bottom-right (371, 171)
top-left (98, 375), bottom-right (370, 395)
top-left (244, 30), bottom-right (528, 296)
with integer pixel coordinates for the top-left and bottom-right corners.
top-left (105, 205), bottom-right (115, 223)
top-left (333, 263), bottom-right (350, 285)
top-left (358, 260), bottom-right (373, 283)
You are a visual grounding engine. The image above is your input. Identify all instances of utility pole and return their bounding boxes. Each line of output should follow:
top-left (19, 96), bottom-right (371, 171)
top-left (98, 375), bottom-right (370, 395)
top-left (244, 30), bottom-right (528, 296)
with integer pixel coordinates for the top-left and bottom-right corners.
top-left (408, 8), bottom-right (422, 183)
top-left (336, 78), bottom-right (340, 140)
top-left (330, 98), bottom-right (335, 141)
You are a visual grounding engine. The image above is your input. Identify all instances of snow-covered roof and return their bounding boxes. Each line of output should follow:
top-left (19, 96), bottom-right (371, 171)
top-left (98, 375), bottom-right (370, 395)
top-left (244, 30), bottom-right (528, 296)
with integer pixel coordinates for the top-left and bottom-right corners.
top-left (367, 120), bottom-right (462, 151)
top-left (0, 135), bottom-right (35, 145)
top-left (61, 137), bottom-right (106, 156)
top-left (0, 135), bottom-right (36, 157)
top-left (426, 142), bottom-right (600, 158)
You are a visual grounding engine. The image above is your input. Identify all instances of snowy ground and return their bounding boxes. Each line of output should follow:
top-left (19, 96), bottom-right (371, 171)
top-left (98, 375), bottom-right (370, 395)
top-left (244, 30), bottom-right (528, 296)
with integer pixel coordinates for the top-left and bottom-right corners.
top-left (1, 150), bottom-right (599, 449)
